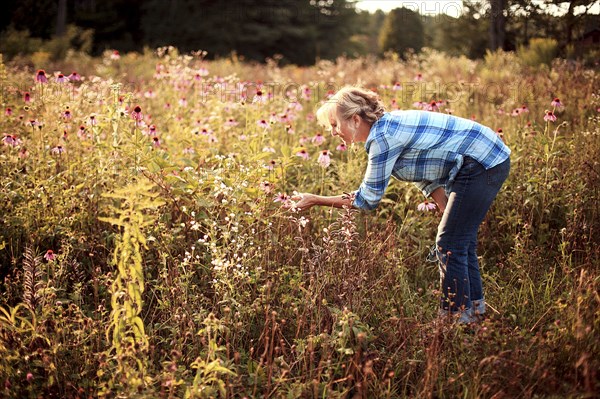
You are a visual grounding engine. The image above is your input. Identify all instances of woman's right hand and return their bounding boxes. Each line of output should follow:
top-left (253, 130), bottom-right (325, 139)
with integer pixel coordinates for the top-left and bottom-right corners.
top-left (286, 192), bottom-right (314, 211)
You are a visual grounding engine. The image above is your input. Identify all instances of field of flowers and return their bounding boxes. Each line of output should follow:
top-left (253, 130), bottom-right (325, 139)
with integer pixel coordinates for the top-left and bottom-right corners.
top-left (0, 48), bottom-right (599, 398)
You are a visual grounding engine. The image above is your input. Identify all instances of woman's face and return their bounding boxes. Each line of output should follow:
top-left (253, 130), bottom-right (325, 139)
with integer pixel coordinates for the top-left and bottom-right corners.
top-left (329, 110), bottom-right (358, 144)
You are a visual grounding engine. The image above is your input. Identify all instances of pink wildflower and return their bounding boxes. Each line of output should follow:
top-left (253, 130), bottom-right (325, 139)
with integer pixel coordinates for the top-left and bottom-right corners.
top-left (511, 108), bottom-right (521, 117)
top-left (336, 143), bottom-right (347, 151)
top-left (415, 73), bottom-right (423, 81)
top-left (551, 97), bottom-right (564, 110)
top-left (24, 92), bottom-right (31, 103)
top-left (44, 249), bottom-right (56, 261)
top-left (266, 159), bottom-right (277, 171)
top-left (317, 150), bottom-right (331, 168)
top-left (55, 73), bottom-right (68, 83)
top-left (417, 201), bottom-right (437, 212)
top-left (110, 50), bottom-right (121, 60)
top-left (68, 71), bottom-right (81, 81)
top-left (311, 133), bottom-right (325, 146)
top-left (62, 109), bottom-right (72, 119)
top-left (36, 69), bottom-right (48, 83)
top-left (260, 181), bottom-right (273, 194)
top-left (426, 101), bottom-right (439, 112)
top-left (296, 149), bottom-right (309, 160)
top-left (51, 145), bottom-right (65, 155)
top-left (152, 136), bottom-right (161, 147)
top-left (131, 105), bottom-right (143, 122)
top-left (257, 119), bottom-right (270, 129)
top-left (224, 118), bottom-right (238, 127)
top-left (392, 82), bottom-right (402, 91)
top-left (5, 107), bottom-right (12, 116)
top-left (544, 110), bottom-right (557, 122)
top-left (274, 192), bottom-right (290, 203)
top-left (520, 105), bottom-right (529, 113)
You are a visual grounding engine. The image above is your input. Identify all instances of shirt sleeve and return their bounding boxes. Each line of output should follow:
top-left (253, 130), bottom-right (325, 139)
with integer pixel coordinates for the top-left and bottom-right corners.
top-left (352, 135), bottom-right (399, 210)
top-left (414, 181), bottom-right (444, 197)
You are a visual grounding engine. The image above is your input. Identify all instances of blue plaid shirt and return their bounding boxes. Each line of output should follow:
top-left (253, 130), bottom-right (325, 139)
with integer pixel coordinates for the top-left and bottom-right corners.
top-left (353, 111), bottom-right (511, 210)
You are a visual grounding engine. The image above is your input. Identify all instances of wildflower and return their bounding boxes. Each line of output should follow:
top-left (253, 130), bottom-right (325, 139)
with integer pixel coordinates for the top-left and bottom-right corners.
top-left (257, 119), bottom-right (270, 129)
top-left (390, 99), bottom-right (399, 110)
top-left (296, 149), bottom-right (309, 160)
top-left (178, 97), bottom-right (188, 107)
top-left (285, 124), bottom-right (295, 134)
top-left (392, 82), bottom-right (402, 91)
top-left (253, 90), bottom-right (266, 103)
top-left (2, 134), bottom-right (21, 147)
top-left (51, 145), bottom-right (65, 155)
top-left (62, 109), bottom-right (72, 119)
top-left (263, 146), bottom-right (276, 153)
top-left (544, 110), bottom-right (557, 122)
top-left (413, 101), bottom-right (425, 109)
top-left (144, 90), bottom-right (156, 99)
top-left (24, 92), bottom-right (31, 103)
top-left (445, 108), bottom-right (454, 115)
top-left (426, 101), bottom-right (439, 112)
top-left (110, 50), bottom-right (121, 60)
top-left (224, 118), bottom-right (238, 127)
top-left (88, 114), bottom-right (97, 126)
top-left (44, 249), bottom-right (56, 261)
top-left (152, 136), bottom-right (161, 147)
top-left (36, 69), bottom-right (48, 83)
top-left (415, 73), bottom-right (423, 81)
top-left (496, 128), bottom-right (504, 141)
top-left (266, 159), bottom-right (277, 171)
top-left (260, 181), bottom-right (273, 193)
top-left (68, 71), bottom-right (81, 81)
top-left (311, 133), bottom-right (325, 145)
top-left (55, 73), bottom-right (68, 83)
top-left (26, 373), bottom-right (34, 382)
top-left (19, 148), bottom-right (29, 158)
top-left (299, 136), bottom-right (309, 145)
top-left (317, 150), bottom-right (331, 168)
top-left (511, 108), bottom-right (521, 117)
top-left (520, 104), bottom-right (529, 113)
top-left (5, 107), bottom-right (12, 116)
top-left (148, 125), bottom-right (158, 136)
top-left (336, 143), bottom-right (347, 151)
top-left (551, 97), bottom-right (564, 110)
top-left (183, 147), bottom-right (195, 154)
top-left (274, 192), bottom-right (289, 203)
top-left (131, 105), bottom-right (143, 122)
top-left (417, 201), bottom-right (437, 212)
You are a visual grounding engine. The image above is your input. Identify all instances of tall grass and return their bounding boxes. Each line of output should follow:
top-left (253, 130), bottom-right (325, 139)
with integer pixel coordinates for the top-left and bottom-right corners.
top-left (0, 48), bottom-right (598, 398)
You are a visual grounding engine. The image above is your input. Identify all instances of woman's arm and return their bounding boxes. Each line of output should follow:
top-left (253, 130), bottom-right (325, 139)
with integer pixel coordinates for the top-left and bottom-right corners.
top-left (288, 193), bottom-right (353, 211)
top-left (430, 187), bottom-right (448, 213)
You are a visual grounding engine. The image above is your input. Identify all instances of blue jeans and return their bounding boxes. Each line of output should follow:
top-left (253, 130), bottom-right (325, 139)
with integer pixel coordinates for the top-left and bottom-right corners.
top-left (436, 156), bottom-right (510, 321)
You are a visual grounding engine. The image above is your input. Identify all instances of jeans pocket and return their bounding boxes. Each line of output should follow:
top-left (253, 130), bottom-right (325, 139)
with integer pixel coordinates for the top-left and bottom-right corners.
top-left (487, 159), bottom-right (510, 186)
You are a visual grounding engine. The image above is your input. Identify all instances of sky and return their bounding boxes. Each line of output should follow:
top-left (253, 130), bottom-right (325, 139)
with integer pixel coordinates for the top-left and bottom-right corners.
top-left (354, 0), bottom-right (600, 17)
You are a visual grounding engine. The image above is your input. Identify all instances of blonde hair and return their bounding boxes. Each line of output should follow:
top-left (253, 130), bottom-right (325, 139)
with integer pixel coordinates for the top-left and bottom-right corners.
top-left (316, 86), bottom-right (386, 130)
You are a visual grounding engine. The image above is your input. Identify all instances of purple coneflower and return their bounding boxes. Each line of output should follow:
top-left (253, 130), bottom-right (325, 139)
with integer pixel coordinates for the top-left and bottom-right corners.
top-left (68, 71), bottom-right (80, 81)
top-left (417, 201), bottom-right (437, 212)
top-left (55, 73), bottom-right (68, 83)
top-left (311, 133), bottom-right (325, 145)
top-left (296, 149), bottom-right (309, 160)
top-left (24, 92), bottom-right (31, 103)
top-left (544, 110), bottom-right (557, 122)
top-left (5, 107), bottom-right (12, 116)
top-left (51, 145), bottom-right (65, 155)
top-left (551, 97), bottom-right (564, 110)
top-left (317, 150), bottom-right (331, 168)
top-left (336, 143), bottom-right (347, 152)
top-left (36, 69), bottom-right (48, 83)
top-left (131, 105), bottom-right (143, 122)
top-left (44, 250), bottom-right (56, 261)
top-left (257, 119), bottom-right (270, 129)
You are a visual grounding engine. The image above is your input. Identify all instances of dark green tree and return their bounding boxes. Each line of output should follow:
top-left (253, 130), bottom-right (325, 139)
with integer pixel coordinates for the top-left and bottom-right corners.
top-left (378, 7), bottom-right (424, 57)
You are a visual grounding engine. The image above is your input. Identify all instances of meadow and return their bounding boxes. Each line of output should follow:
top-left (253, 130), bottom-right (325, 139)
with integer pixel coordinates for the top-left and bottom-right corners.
top-left (0, 48), bottom-right (598, 398)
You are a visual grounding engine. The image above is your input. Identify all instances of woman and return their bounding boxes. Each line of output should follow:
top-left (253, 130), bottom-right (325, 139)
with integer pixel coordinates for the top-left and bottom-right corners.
top-left (290, 86), bottom-right (510, 324)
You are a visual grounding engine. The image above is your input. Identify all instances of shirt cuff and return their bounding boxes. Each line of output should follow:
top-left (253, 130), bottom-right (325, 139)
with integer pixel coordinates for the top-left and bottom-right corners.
top-left (351, 189), bottom-right (378, 210)
top-left (414, 181), bottom-right (444, 198)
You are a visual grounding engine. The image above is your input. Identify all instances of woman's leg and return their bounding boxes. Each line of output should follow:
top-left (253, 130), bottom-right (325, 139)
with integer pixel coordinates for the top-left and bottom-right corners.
top-left (436, 157), bottom-right (510, 321)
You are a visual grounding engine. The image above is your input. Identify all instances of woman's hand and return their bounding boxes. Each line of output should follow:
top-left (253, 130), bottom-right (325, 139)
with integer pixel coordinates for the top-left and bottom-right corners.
top-left (285, 192), bottom-right (314, 211)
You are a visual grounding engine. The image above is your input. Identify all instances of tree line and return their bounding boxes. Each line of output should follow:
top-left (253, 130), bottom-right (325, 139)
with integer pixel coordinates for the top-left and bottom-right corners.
top-left (1, 0), bottom-right (597, 65)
